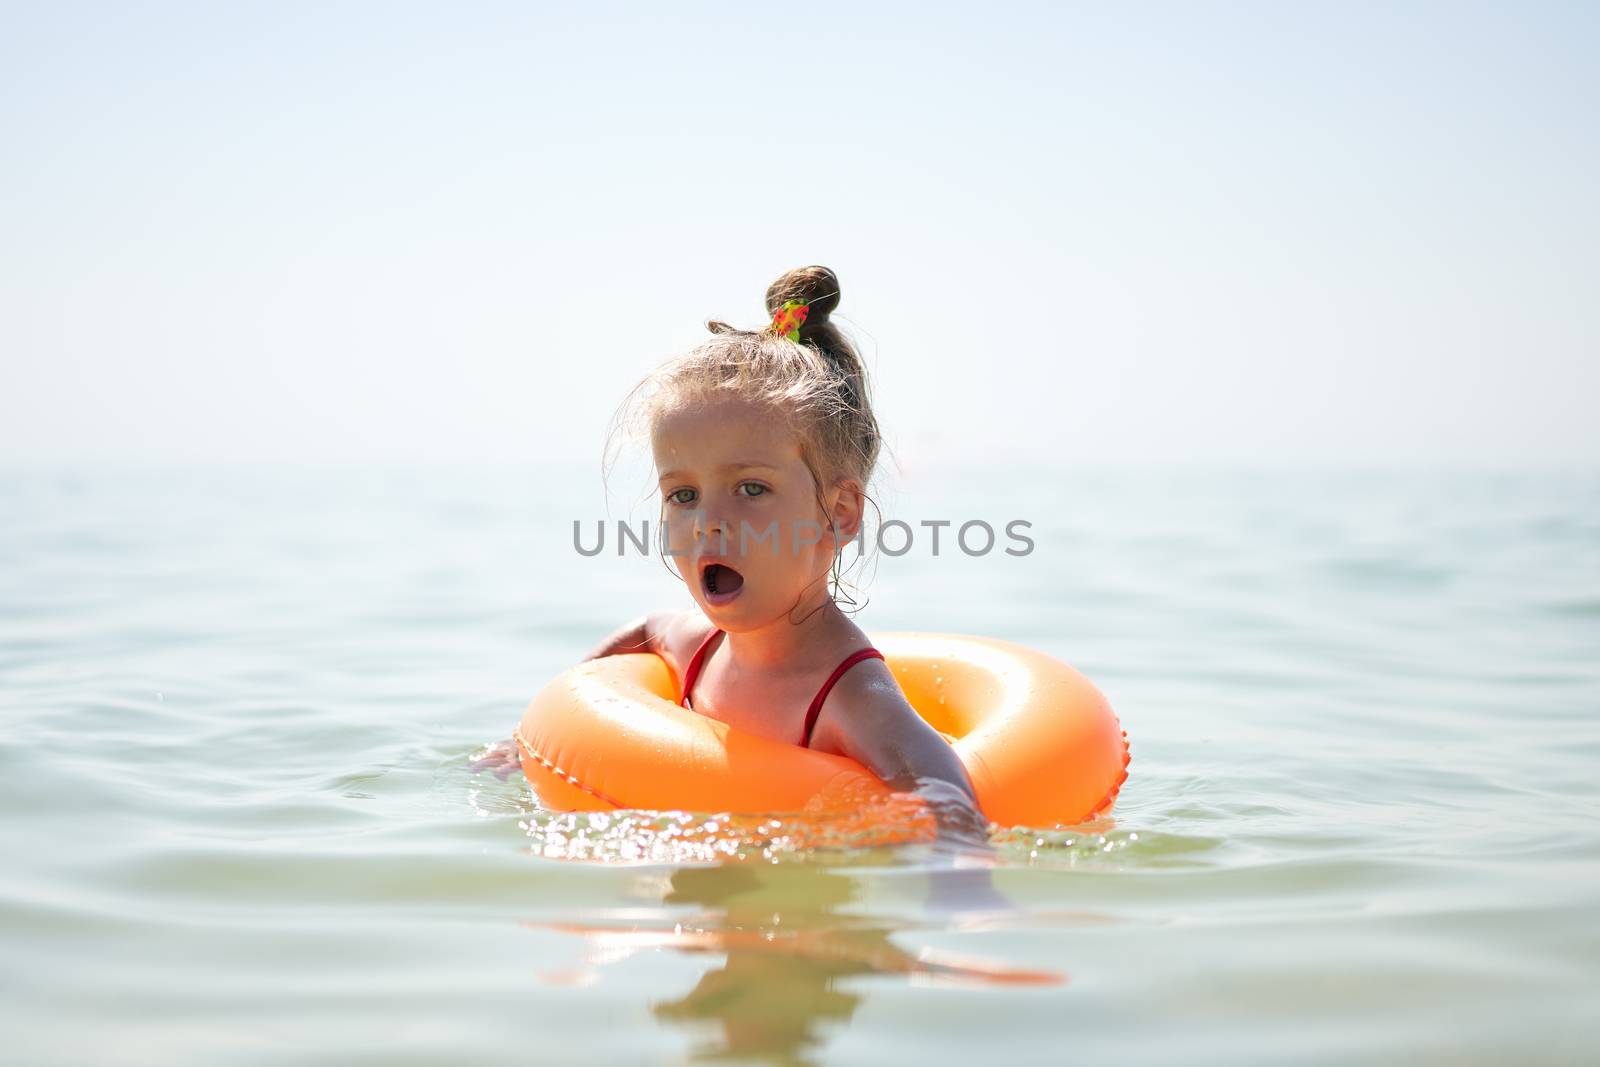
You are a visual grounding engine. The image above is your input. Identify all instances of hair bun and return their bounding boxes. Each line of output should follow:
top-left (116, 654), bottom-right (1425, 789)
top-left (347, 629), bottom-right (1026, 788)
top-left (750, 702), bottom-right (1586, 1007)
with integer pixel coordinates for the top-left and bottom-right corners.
top-left (765, 266), bottom-right (841, 323)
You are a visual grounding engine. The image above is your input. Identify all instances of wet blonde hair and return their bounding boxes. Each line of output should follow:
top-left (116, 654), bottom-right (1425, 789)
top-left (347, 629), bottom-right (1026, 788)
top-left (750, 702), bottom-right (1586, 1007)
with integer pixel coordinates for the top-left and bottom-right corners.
top-left (607, 265), bottom-right (885, 612)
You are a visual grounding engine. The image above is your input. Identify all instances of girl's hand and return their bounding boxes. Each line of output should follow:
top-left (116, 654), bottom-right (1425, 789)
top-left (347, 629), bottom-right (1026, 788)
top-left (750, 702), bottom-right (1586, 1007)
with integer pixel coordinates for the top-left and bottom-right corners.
top-left (912, 776), bottom-right (997, 856)
top-left (910, 781), bottom-right (1015, 914)
top-left (468, 737), bottom-right (524, 781)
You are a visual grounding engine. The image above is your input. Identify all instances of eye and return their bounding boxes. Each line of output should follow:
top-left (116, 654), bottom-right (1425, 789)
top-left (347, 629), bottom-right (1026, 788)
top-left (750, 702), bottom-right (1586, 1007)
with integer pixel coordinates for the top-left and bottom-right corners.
top-left (737, 482), bottom-right (770, 498)
top-left (666, 487), bottom-right (697, 506)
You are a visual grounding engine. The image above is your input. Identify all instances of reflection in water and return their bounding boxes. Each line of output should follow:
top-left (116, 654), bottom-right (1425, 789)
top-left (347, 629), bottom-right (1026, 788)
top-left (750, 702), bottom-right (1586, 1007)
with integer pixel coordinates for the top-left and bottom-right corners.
top-left (530, 862), bottom-right (1065, 1064)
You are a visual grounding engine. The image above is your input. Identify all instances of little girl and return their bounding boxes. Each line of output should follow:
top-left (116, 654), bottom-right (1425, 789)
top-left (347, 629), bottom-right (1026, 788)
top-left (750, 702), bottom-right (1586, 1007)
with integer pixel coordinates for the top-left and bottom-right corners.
top-left (489, 266), bottom-right (990, 848)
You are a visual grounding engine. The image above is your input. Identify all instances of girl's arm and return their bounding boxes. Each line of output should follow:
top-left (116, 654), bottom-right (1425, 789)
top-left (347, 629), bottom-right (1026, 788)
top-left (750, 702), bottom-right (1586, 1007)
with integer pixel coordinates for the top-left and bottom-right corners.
top-left (581, 610), bottom-right (679, 662)
top-left (584, 611), bottom-right (713, 689)
top-left (816, 669), bottom-right (994, 851)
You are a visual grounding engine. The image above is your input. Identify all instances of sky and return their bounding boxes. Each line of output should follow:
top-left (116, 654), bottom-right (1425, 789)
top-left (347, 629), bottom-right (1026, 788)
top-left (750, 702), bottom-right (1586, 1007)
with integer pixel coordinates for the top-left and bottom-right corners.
top-left (2, 1), bottom-right (1595, 469)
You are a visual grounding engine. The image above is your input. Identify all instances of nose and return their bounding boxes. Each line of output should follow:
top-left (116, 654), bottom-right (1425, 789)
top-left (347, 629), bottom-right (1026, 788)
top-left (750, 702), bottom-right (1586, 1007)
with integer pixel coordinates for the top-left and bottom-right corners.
top-left (692, 508), bottom-right (731, 552)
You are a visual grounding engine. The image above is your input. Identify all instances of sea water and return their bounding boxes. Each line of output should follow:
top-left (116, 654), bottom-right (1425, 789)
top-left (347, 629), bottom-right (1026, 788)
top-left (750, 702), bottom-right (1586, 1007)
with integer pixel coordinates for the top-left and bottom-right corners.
top-left (1, 461), bottom-right (1596, 1065)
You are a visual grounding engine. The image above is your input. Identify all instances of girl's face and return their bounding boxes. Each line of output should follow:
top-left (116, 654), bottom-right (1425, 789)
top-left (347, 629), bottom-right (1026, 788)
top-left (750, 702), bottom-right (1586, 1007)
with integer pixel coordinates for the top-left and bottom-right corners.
top-left (652, 396), bottom-right (857, 630)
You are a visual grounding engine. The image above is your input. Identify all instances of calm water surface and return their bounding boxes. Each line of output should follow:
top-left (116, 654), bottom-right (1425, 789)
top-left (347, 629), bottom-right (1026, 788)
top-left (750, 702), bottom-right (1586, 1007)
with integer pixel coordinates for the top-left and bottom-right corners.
top-left (2, 462), bottom-right (1596, 1065)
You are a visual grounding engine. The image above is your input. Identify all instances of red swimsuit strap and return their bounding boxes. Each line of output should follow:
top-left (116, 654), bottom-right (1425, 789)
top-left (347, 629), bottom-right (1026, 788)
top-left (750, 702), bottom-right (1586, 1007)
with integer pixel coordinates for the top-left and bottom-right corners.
top-left (802, 648), bottom-right (885, 749)
top-left (679, 628), bottom-right (724, 709)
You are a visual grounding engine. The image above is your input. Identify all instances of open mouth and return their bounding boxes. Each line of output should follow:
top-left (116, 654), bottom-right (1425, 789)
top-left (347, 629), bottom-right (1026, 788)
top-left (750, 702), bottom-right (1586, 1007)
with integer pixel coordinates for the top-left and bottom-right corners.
top-left (701, 562), bottom-right (746, 605)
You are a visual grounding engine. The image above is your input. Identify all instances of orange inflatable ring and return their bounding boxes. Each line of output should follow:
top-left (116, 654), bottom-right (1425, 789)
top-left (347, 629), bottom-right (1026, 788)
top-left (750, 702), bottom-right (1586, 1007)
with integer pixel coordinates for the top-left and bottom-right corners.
top-left (515, 632), bottom-right (1130, 829)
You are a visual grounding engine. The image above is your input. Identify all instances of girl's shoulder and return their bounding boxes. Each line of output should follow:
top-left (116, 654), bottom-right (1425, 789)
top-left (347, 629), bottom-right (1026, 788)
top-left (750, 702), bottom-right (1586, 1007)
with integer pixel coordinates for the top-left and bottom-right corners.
top-left (804, 648), bottom-right (913, 754)
top-left (650, 610), bottom-right (719, 686)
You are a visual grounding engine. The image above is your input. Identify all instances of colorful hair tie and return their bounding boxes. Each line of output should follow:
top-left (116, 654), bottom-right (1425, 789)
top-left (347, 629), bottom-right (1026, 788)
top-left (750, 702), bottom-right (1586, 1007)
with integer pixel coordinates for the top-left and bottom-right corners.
top-left (768, 300), bottom-right (809, 341)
